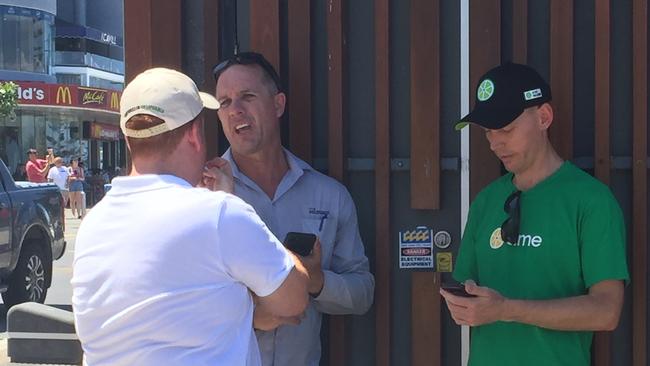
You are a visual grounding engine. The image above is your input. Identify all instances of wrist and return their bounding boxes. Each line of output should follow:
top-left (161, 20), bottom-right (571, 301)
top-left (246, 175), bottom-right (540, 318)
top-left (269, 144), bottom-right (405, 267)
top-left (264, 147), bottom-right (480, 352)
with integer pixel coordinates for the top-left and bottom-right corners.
top-left (309, 270), bottom-right (324, 297)
top-left (500, 297), bottom-right (517, 322)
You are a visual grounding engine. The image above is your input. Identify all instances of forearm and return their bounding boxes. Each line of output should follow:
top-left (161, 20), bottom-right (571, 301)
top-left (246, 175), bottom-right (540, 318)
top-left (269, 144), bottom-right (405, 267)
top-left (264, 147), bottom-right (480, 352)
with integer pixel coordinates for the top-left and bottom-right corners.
top-left (313, 270), bottom-right (374, 315)
top-left (443, 279), bottom-right (624, 331)
top-left (504, 294), bottom-right (619, 331)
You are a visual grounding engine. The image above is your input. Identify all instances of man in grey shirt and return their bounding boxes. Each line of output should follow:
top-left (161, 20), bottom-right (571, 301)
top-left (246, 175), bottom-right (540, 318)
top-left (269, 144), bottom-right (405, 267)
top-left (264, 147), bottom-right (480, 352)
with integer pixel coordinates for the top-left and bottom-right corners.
top-left (213, 52), bottom-right (375, 365)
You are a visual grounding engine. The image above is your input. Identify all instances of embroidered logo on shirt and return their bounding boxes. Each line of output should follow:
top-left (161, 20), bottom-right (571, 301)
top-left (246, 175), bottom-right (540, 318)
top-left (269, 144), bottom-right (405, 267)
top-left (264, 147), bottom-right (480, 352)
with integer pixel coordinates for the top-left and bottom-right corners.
top-left (489, 228), bottom-right (504, 249)
top-left (309, 208), bottom-right (329, 231)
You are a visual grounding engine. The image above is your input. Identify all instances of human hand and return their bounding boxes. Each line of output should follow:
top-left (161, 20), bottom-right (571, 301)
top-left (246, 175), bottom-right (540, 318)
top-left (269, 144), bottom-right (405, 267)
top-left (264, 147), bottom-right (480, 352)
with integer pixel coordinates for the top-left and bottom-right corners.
top-left (199, 157), bottom-right (234, 193)
top-left (439, 279), bottom-right (506, 327)
top-left (294, 239), bottom-right (324, 296)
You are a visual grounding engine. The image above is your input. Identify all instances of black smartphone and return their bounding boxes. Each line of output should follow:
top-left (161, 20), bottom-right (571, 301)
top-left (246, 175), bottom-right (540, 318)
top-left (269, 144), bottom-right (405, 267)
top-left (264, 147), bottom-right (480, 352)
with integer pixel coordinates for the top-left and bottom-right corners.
top-left (283, 232), bottom-right (317, 256)
top-left (441, 282), bottom-right (476, 298)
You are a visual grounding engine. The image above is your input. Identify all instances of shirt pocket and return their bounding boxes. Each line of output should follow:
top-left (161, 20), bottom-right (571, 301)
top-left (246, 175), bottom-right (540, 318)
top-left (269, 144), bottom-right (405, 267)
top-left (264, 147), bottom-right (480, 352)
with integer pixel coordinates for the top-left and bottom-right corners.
top-left (301, 214), bottom-right (336, 268)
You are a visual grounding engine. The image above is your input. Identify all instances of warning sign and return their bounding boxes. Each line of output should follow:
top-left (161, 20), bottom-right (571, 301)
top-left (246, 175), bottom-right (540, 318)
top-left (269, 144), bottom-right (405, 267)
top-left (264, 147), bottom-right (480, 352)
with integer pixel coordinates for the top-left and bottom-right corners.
top-left (436, 252), bottom-right (453, 272)
top-left (399, 226), bottom-right (434, 269)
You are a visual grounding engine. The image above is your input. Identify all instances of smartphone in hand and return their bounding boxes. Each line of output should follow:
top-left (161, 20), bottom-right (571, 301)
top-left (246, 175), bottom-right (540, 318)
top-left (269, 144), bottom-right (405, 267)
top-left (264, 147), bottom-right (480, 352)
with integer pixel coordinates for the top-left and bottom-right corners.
top-left (441, 282), bottom-right (476, 298)
top-left (283, 232), bottom-right (317, 256)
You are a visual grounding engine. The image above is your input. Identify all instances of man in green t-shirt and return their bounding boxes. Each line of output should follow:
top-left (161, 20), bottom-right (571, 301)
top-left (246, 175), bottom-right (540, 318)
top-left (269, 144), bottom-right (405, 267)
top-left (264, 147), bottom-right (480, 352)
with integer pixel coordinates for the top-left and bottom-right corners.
top-left (441, 62), bottom-right (629, 366)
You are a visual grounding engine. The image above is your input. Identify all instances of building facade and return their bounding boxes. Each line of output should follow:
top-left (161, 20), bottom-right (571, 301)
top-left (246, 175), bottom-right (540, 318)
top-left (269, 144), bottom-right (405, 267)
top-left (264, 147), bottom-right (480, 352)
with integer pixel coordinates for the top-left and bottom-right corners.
top-left (0, 0), bottom-right (124, 182)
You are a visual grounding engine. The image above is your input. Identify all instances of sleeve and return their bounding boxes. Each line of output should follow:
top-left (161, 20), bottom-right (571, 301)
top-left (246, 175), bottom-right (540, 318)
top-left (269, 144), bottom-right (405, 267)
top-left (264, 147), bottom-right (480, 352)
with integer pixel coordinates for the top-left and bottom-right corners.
top-left (453, 199), bottom-right (481, 284)
top-left (579, 188), bottom-right (630, 288)
top-left (47, 168), bottom-right (54, 180)
top-left (313, 188), bottom-right (375, 315)
top-left (215, 195), bottom-right (295, 297)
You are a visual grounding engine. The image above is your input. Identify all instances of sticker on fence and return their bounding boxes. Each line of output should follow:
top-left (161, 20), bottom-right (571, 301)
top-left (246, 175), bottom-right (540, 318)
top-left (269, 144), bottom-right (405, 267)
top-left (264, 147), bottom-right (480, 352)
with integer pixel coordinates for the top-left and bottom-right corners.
top-left (399, 226), bottom-right (434, 269)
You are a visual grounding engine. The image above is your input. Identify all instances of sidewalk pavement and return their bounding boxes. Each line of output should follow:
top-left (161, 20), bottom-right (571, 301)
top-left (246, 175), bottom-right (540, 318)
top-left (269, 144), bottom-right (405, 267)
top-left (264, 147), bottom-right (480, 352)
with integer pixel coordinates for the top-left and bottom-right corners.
top-left (0, 209), bottom-right (83, 366)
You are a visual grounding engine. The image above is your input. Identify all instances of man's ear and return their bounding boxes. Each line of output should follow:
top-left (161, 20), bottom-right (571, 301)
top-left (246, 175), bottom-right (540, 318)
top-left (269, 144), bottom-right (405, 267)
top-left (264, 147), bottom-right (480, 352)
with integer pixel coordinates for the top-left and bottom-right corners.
top-left (537, 103), bottom-right (554, 130)
top-left (187, 117), bottom-right (205, 151)
top-left (274, 92), bottom-right (286, 118)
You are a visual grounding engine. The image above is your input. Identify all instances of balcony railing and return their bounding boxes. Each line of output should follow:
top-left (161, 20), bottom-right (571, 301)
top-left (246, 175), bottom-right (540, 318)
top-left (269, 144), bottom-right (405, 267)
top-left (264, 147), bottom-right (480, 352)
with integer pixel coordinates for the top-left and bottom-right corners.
top-left (55, 51), bottom-right (124, 75)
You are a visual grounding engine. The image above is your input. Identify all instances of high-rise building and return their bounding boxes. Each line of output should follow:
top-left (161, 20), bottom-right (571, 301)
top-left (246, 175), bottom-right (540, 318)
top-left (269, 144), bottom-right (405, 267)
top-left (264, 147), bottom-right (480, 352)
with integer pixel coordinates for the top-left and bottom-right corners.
top-left (0, 0), bottom-right (124, 182)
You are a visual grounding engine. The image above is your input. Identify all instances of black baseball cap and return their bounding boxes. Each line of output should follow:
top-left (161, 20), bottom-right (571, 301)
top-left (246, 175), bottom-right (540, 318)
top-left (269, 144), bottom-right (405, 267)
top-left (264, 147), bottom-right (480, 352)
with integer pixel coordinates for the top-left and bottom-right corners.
top-left (455, 62), bottom-right (551, 130)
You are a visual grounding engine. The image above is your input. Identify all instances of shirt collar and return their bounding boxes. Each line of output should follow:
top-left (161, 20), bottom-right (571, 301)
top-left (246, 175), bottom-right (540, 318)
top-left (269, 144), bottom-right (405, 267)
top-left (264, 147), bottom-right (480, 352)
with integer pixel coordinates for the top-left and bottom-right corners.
top-left (107, 174), bottom-right (192, 195)
top-left (222, 147), bottom-right (313, 200)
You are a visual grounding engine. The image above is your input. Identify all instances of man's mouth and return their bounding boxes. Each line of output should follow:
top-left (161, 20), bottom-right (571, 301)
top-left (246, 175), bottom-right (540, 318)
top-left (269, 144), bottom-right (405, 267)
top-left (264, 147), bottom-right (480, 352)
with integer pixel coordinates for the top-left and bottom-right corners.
top-left (235, 123), bottom-right (251, 133)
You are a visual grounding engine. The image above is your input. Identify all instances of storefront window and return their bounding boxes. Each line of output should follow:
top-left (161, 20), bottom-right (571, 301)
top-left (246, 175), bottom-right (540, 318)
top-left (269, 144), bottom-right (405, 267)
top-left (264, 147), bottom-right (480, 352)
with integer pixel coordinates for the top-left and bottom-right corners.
top-left (0, 6), bottom-right (54, 73)
top-left (46, 119), bottom-right (82, 160)
top-left (0, 125), bottom-right (21, 175)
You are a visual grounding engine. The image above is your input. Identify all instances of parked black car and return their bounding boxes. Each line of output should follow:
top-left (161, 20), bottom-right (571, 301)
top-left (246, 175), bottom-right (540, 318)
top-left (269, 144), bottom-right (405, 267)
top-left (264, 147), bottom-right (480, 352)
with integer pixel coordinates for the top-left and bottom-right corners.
top-left (0, 159), bottom-right (66, 307)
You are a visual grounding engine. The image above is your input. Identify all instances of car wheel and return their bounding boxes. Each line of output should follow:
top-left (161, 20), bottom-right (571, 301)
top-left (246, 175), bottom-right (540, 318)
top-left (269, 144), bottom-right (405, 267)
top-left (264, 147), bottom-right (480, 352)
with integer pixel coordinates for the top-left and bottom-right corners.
top-left (2, 241), bottom-right (51, 308)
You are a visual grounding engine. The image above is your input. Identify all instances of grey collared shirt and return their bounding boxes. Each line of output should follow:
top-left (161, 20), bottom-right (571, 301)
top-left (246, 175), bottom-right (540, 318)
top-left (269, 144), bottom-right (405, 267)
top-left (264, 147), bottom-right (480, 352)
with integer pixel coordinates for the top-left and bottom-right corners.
top-left (222, 148), bottom-right (375, 366)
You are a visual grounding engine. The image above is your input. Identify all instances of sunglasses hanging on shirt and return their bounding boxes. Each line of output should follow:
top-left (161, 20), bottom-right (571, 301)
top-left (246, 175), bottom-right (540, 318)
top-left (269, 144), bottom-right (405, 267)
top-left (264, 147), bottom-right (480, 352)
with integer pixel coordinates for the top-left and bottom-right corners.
top-left (501, 190), bottom-right (521, 244)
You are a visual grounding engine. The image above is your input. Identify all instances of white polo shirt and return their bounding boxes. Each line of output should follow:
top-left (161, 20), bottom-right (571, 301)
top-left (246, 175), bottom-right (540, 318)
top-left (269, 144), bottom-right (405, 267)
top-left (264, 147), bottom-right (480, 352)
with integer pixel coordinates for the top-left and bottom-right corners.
top-left (71, 174), bottom-right (294, 366)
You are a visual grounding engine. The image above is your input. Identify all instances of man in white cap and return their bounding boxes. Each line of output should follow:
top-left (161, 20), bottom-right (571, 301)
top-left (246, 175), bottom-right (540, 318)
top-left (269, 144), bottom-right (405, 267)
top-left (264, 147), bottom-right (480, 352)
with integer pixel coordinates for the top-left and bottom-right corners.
top-left (71, 67), bottom-right (309, 366)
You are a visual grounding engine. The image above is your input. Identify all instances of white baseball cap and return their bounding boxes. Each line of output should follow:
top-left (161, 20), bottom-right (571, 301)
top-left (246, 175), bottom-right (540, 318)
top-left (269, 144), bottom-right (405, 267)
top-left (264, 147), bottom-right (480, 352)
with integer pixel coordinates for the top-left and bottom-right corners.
top-left (120, 68), bottom-right (220, 138)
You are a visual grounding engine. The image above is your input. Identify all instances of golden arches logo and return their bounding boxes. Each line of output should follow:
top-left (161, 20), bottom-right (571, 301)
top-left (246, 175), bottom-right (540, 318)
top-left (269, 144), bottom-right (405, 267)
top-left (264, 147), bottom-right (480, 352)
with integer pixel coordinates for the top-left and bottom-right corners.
top-left (56, 86), bottom-right (72, 104)
top-left (110, 92), bottom-right (119, 109)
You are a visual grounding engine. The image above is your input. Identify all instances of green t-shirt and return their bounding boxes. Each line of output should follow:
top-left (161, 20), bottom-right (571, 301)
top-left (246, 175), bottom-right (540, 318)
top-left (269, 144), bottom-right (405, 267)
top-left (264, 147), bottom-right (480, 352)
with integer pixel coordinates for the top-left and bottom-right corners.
top-left (453, 161), bottom-right (629, 366)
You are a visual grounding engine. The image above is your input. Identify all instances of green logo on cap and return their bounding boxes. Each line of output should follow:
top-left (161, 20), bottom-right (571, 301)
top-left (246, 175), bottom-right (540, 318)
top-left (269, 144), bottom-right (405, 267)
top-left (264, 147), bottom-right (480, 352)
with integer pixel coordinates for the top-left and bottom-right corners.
top-left (477, 79), bottom-right (494, 101)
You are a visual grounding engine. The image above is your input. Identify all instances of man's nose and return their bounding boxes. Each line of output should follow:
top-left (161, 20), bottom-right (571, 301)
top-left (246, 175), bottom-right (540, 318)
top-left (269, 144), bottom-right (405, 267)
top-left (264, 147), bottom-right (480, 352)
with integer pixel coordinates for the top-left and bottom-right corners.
top-left (486, 132), bottom-right (503, 151)
top-left (228, 99), bottom-right (244, 116)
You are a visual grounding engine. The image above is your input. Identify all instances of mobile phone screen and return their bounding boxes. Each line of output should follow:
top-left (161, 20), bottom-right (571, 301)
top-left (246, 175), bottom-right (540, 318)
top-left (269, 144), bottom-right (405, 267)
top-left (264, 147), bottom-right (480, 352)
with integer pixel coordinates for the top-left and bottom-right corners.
top-left (283, 232), bottom-right (317, 256)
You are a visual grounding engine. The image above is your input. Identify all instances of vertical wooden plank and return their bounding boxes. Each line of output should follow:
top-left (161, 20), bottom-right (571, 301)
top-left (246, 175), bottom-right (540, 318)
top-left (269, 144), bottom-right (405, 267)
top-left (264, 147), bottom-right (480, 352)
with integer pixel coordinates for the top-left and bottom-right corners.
top-left (124, 0), bottom-right (152, 82)
top-left (287, 0), bottom-right (312, 163)
top-left (632, 1), bottom-right (648, 365)
top-left (250, 0), bottom-right (280, 71)
top-left (594, 0), bottom-right (611, 185)
top-left (410, 0), bottom-right (440, 210)
top-left (469, 0), bottom-right (501, 200)
top-left (202, 0), bottom-right (220, 160)
top-left (549, 0), bottom-right (573, 160)
top-left (512, 0), bottom-right (528, 64)
top-left (124, 0), bottom-right (182, 82)
top-left (375, 1), bottom-right (390, 365)
top-left (592, 1), bottom-right (611, 364)
top-left (326, 1), bottom-right (347, 364)
top-left (410, 0), bottom-right (441, 362)
top-left (327, 0), bottom-right (347, 182)
top-left (411, 272), bottom-right (440, 366)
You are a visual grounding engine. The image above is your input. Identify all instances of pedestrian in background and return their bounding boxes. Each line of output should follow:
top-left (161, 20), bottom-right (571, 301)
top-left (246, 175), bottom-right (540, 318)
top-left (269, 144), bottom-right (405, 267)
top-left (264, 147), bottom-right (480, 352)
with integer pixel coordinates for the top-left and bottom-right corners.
top-left (68, 158), bottom-right (85, 218)
top-left (25, 148), bottom-right (52, 183)
top-left (47, 157), bottom-right (70, 208)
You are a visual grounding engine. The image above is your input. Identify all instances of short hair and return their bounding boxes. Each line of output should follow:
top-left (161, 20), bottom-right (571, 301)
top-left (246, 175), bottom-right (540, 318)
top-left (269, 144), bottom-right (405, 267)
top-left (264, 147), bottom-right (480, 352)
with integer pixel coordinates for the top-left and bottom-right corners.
top-left (125, 113), bottom-right (201, 159)
top-left (212, 52), bottom-right (281, 94)
top-left (26, 148), bottom-right (37, 156)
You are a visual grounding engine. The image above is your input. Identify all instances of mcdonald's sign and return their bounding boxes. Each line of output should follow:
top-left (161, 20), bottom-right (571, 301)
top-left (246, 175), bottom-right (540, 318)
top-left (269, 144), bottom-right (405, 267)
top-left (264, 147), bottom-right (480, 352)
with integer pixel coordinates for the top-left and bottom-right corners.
top-left (8, 81), bottom-right (120, 114)
top-left (56, 86), bottom-right (73, 105)
top-left (110, 91), bottom-right (120, 110)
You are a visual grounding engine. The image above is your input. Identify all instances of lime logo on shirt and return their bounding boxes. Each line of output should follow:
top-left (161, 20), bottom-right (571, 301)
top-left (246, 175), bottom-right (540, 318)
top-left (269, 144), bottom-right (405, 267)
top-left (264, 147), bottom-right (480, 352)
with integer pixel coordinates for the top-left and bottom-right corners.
top-left (489, 228), bottom-right (504, 249)
top-left (489, 226), bottom-right (543, 249)
top-left (477, 79), bottom-right (494, 101)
